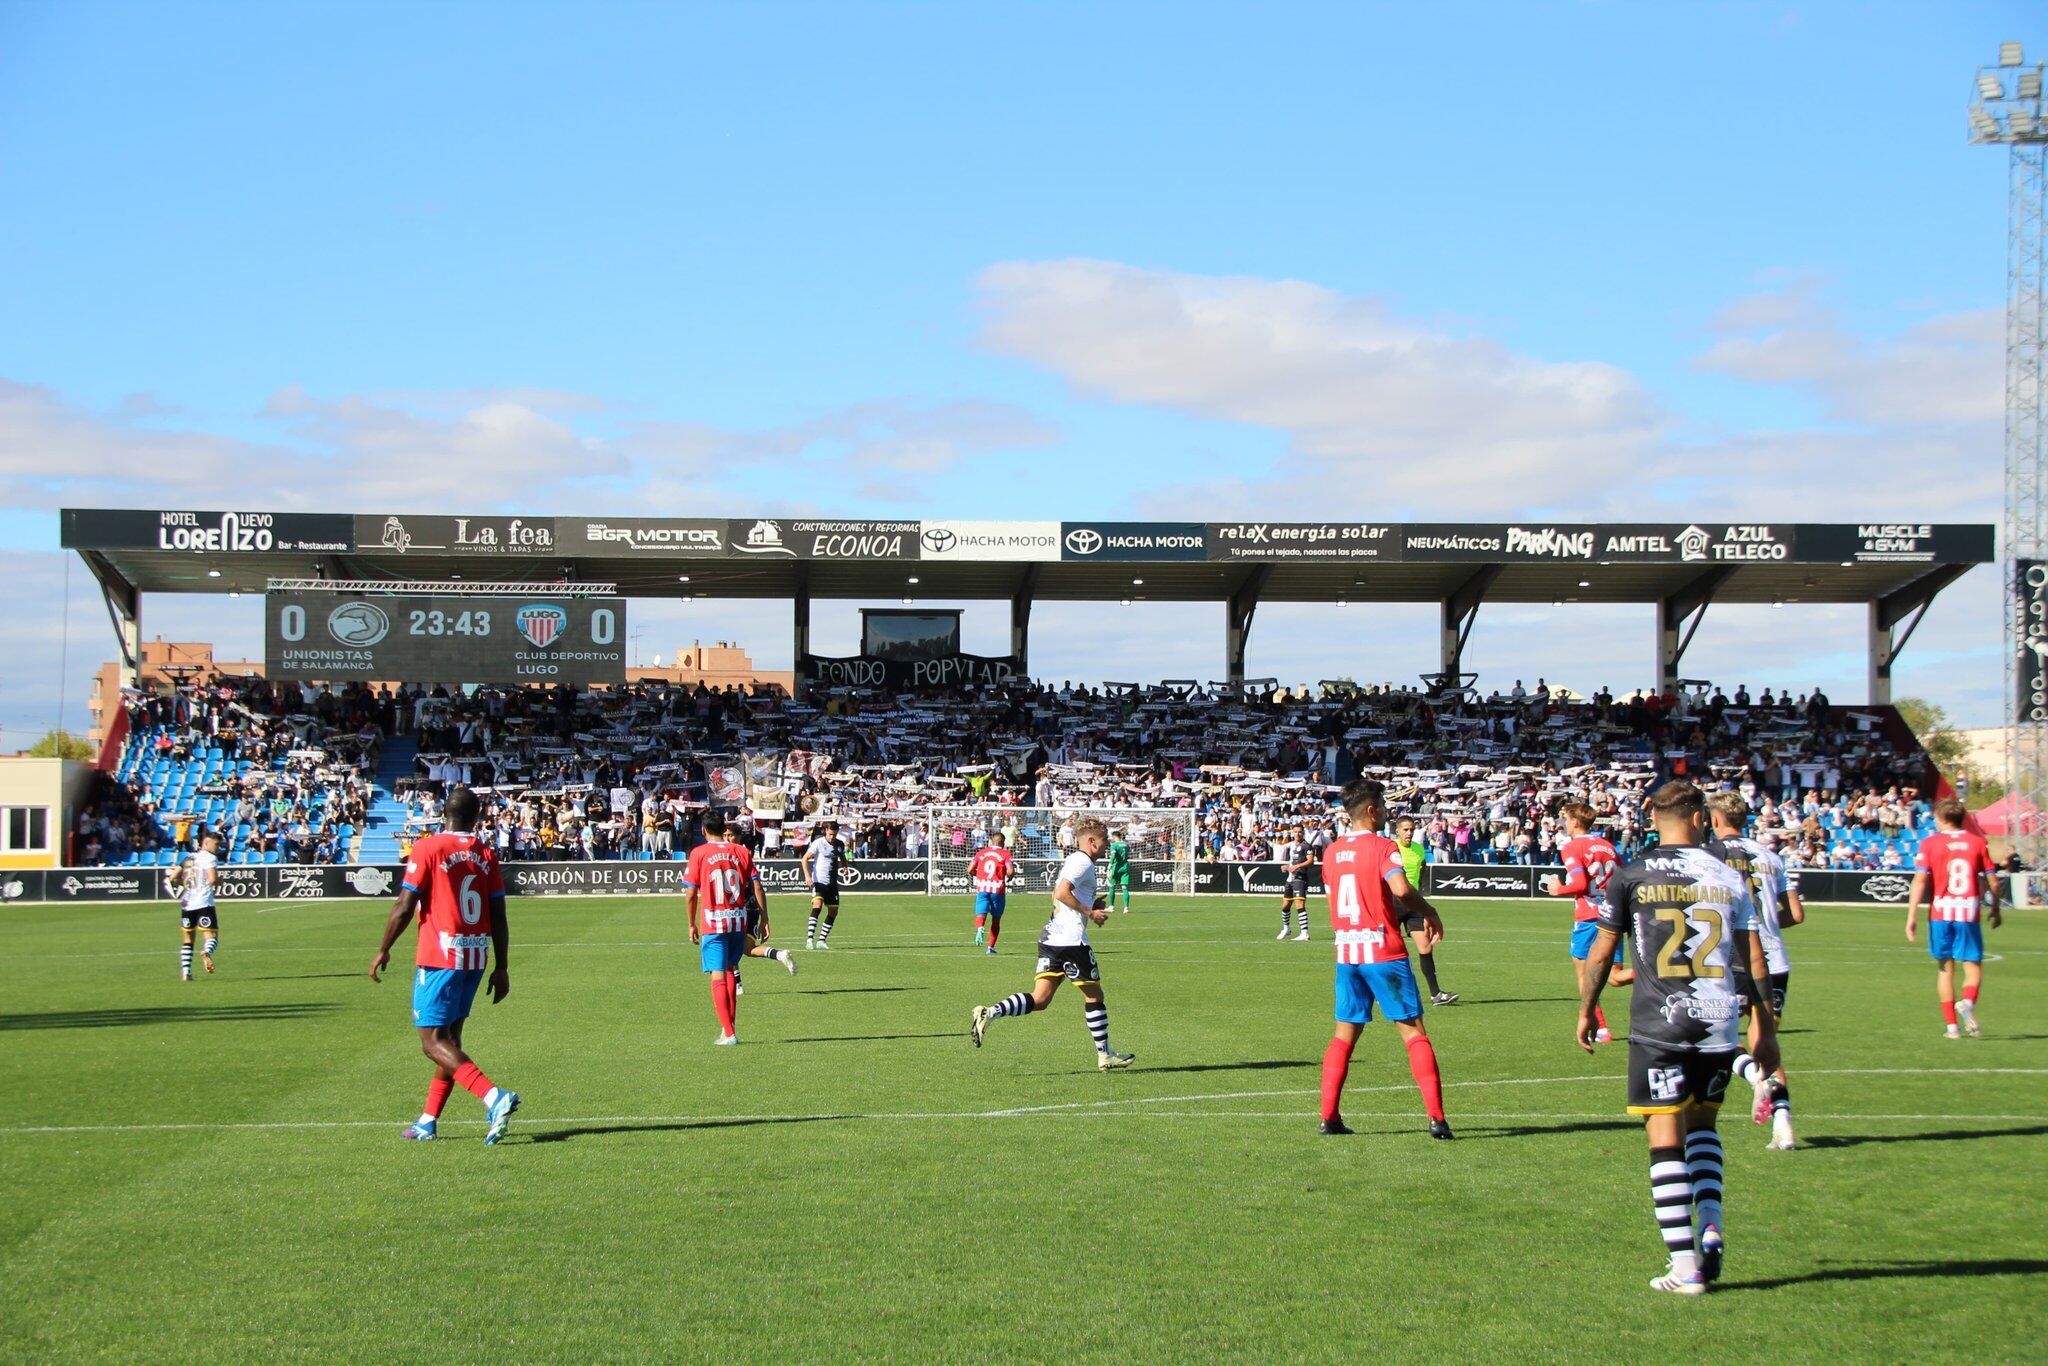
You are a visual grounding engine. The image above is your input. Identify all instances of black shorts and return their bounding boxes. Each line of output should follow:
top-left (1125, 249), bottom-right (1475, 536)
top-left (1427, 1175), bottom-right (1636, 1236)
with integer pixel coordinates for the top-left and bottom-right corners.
top-left (1627, 1042), bottom-right (1735, 1116)
top-left (746, 906), bottom-right (765, 940)
top-left (1283, 877), bottom-right (1308, 899)
top-left (1034, 942), bottom-right (1101, 985)
top-left (1736, 971), bottom-right (1791, 1018)
top-left (810, 881), bottom-right (839, 906)
top-left (179, 906), bottom-right (219, 932)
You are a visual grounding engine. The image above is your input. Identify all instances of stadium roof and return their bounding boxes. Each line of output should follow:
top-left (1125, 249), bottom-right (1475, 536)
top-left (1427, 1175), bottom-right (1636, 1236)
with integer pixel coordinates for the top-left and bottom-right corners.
top-left (61, 510), bottom-right (1994, 606)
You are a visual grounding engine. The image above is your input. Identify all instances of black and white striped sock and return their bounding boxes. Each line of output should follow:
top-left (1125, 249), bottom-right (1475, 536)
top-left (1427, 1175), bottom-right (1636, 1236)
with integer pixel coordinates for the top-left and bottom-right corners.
top-left (1650, 1146), bottom-right (1697, 1272)
top-left (991, 992), bottom-right (1033, 1019)
top-left (1084, 1004), bottom-right (1111, 1052)
top-left (806, 914), bottom-right (819, 941)
top-left (1294, 906), bottom-right (1309, 935)
top-left (1686, 1130), bottom-right (1725, 1232)
top-left (1770, 1078), bottom-right (1792, 1118)
top-left (1733, 1052), bottom-right (1760, 1085)
top-left (202, 936), bottom-right (217, 958)
top-left (179, 944), bottom-right (193, 975)
top-left (818, 918), bottom-right (835, 944)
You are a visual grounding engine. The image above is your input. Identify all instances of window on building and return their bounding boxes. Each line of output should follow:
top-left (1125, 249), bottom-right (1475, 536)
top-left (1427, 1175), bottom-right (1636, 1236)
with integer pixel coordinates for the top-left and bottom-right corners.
top-left (3, 806), bottom-right (50, 853)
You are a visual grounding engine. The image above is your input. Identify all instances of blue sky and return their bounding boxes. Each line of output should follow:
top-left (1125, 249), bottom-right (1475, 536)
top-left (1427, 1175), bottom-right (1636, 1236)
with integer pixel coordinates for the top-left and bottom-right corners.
top-left (0, 0), bottom-right (2036, 741)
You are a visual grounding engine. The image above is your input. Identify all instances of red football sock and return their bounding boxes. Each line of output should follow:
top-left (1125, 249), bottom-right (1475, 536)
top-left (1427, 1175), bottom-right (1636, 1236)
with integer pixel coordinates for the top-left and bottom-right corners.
top-left (1594, 1005), bottom-right (1608, 1030)
top-left (423, 1075), bottom-right (454, 1120)
top-left (1942, 1000), bottom-right (1959, 1025)
top-left (974, 914), bottom-right (985, 930)
top-left (1963, 984), bottom-right (1980, 1006)
top-left (1405, 1035), bottom-right (1446, 1122)
top-left (988, 920), bottom-right (1002, 947)
top-left (1320, 1036), bottom-right (1354, 1121)
top-left (712, 976), bottom-right (736, 1035)
top-left (453, 1061), bottom-right (494, 1100)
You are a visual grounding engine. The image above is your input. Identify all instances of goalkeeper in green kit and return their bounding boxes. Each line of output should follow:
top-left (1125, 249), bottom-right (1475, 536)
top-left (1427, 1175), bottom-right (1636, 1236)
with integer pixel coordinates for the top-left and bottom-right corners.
top-left (1107, 830), bottom-right (1133, 912)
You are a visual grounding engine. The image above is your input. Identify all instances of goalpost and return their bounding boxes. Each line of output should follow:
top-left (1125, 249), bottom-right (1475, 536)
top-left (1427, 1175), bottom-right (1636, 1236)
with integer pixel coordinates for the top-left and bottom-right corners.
top-left (924, 806), bottom-right (1197, 896)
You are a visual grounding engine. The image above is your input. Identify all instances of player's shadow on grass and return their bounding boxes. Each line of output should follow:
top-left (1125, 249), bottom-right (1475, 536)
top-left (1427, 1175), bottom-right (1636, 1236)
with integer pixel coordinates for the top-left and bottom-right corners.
top-left (790, 986), bottom-right (929, 996)
top-left (0, 1003), bottom-right (336, 1031)
top-left (525, 1115), bottom-right (848, 1143)
top-left (1458, 1119), bottom-right (1640, 1140)
top-left (1730, 1258), bottom-right (2048, 1291)
top-left (1449, 996), bottom-right (1576, 1007)
top-left (1140, 1060), bottom-right (1314, 1075)
top-left (1802, 1124), bottom-right (2048, 1150)
top-left (778, 1032), bottom-right (957, 1043)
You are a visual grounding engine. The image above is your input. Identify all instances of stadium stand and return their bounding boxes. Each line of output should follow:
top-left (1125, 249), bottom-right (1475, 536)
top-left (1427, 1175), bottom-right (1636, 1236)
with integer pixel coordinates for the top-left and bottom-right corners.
top-left (75, 674), bottom-right (1943, 872)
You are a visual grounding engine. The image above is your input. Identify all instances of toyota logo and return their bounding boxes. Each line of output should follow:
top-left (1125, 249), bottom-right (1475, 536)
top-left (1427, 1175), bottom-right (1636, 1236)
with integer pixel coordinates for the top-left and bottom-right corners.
top-left (1065, 528), bottom-right (1103, 555)
top-left (922, 527), bottom-right (957, 553)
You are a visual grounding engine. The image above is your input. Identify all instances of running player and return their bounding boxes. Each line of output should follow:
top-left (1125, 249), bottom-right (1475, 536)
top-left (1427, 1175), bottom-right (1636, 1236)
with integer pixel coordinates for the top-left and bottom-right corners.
top-left (733, 845), bottom-right (798, 998)
top-left (1318, 783), bottom-right (1452, 1138)
top-left (1543, 802), bottom-right (1619, 1042)
top-left (804, 819), bottom-right (844, 949)
top-left (970, 832), bottom-right (1014, 953)
top-left (1907, 798), bottom-right (2001, 1039)
top-left (368, 786), bottom-right (520, 1144)
top-left (170, 832), bottom-right (222, 980)
top-left (685, 813), bottom-right (766, 1044)
top-left (1705, 792), bottom-right (1802, 1149)
top-left (1276, 827), bottom-right (1313, 941)
top-left (1391, 815), bottom-right (1456, 1003)
top-left (970, 818), bottom-right (1134, 1070)
top-left (1576, 780), bottom-right (1779, 1294)
top-left (1106, 829), bottom-right (1132, 913)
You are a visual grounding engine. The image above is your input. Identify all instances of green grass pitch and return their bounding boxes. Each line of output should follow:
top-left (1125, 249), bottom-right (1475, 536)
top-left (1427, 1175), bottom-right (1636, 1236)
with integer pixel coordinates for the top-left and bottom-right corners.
top-left (2, 891), bottom-right (2044, 1361)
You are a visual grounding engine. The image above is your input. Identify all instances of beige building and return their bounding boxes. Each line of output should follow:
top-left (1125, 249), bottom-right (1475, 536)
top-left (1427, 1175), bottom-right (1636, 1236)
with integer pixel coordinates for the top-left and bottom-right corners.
top-left (0, 758), bottom-right (96, 869)
top-left (627, 641), bottom-right (792, 693)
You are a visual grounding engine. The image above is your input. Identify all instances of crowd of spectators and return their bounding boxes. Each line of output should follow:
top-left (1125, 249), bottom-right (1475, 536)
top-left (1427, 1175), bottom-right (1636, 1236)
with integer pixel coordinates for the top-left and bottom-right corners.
top-left (80, 670), bottom-right (1940, 873)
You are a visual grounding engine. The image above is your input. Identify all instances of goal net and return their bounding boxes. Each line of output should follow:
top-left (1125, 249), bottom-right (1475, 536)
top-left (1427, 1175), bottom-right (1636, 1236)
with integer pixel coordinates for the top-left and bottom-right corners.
top-left (925, 806), bottom-right (1197, 896)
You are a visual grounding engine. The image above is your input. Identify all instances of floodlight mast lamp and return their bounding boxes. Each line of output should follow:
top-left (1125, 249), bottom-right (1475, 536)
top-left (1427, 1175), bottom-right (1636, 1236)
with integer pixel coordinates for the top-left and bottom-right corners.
top-left (1972, 41), bottom-right (2048, 862)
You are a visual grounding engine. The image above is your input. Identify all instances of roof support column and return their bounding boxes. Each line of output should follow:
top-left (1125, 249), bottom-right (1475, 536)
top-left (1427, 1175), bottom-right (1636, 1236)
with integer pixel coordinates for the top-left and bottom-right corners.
top-left (1226, 566), bottom-right (1270, 686)
top-left (791, 567), bottom-right (810, 702)
top-left (1657, 567), bottom-right (1734, 695)
top-left (1011, 564), bottom-right (1037, 672)
top-left (82, 551), bottom-right (141, 689)
top-left (1869, 563), bottom-right (1972, 706)
top-left (1439, 565), bottom-right (1499, 684)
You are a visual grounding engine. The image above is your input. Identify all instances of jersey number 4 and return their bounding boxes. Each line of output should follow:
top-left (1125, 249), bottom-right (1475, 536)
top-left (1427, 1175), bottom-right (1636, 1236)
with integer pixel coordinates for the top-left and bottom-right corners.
top-left (1652, 906), bottom-right (1725, 980)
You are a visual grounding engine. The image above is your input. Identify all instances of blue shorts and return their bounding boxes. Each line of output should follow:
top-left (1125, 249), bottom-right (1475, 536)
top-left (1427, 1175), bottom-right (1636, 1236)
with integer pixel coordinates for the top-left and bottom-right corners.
top-left (700, 931), bottom-right (746, 974)
top-left (975, 892), bottom-right (1006, 918)
top-left (1569, 921), bottom-right (1629, 964)
top-left (1334, 960), bottom-right (1423, 1025)
top-left (412, 967), bottom-right (485, 1027)
top-left (1929, 921), bottom-right (1984, 963)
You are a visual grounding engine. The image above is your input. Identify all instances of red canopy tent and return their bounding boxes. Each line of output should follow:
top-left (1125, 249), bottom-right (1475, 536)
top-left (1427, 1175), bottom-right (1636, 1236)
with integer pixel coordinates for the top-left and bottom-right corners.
top-left (1968, 795), bottom-right (2040, 838)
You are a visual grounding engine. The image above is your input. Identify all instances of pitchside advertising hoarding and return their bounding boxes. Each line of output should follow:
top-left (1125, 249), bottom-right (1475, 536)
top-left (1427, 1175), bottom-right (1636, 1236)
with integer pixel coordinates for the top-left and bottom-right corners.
top-left (4, 861), bottom-right (2009, 905)
top-left (265, 591), bottom-right (627, 685)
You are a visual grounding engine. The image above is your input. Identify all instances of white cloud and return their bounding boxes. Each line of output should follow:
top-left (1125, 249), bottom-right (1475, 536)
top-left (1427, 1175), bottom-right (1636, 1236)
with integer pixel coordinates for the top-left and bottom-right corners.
top-left (976, 259), bottom-right (2004, 524)
top-left (978, 259), bottom-right (1670, 517)
top-left (1696, 282), bottom-right (2003, 427)
top-left (0, 382), bottom-right (1058, 518)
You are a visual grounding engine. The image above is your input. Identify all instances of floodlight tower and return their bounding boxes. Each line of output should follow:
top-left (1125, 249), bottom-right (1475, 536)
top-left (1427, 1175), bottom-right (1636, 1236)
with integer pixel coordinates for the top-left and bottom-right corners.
top-left (1972, 41), bottom-right (2048, 862)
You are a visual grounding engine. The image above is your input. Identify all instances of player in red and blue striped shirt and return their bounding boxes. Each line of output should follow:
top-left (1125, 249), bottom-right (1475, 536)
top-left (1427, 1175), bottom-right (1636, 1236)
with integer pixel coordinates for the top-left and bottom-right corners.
top-left (1317, 779), bottom-right (1452, 1140)
top-left (368, 785), bottom-right (520, 1144)
top-left (1907, 798), bottom-right (2002, 1038)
